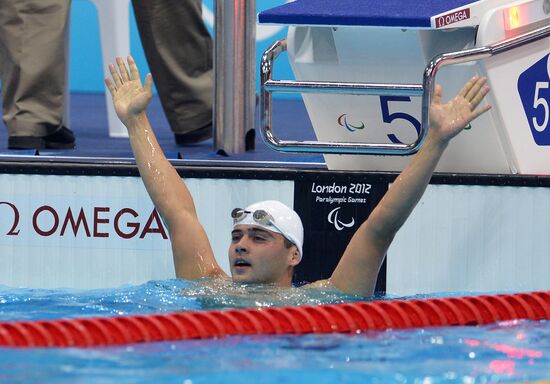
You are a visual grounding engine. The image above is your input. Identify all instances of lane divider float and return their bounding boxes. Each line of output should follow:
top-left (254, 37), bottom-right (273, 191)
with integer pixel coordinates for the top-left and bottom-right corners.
top-left (0, 291), bottom-right (548, 348)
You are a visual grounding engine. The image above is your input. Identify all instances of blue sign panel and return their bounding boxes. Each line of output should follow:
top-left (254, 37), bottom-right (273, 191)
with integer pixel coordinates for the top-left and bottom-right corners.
top-left (518, 54), bottom-right (550, 145)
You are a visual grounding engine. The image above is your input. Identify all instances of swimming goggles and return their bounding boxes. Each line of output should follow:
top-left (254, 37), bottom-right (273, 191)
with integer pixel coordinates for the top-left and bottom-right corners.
top-left (231, 208), bottom-right (295, 246)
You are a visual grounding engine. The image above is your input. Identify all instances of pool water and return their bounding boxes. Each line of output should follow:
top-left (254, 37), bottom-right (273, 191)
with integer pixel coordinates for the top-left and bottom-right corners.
top-left (0, 279), bottom-right (365, 321)
top-left (0, 280), bottom-right (548, 383)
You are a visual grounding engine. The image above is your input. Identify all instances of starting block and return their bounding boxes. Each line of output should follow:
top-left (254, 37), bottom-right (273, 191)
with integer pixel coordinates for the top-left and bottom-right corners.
top-left (259, 0), bottom-right (550, 174)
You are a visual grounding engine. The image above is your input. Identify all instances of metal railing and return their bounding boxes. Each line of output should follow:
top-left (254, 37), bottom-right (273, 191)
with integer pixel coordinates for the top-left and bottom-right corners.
top-left (259, 23), bottom-right (550, 155)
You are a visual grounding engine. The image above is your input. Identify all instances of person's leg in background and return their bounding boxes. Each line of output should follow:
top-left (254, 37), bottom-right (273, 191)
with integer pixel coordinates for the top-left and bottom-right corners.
top-left (0, 0), bottom-right (75, 150)
top-left (132, 0), bottom-right (213, 145)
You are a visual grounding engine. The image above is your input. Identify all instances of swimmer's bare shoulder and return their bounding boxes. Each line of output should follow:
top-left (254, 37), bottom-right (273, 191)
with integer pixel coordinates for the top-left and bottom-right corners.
top-left (300, 279), bottom-right (333, 290)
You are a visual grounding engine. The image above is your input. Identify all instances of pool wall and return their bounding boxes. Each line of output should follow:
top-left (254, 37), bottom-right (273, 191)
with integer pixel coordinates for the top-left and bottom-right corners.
top-left (0, 165), bottom-right (548, 294)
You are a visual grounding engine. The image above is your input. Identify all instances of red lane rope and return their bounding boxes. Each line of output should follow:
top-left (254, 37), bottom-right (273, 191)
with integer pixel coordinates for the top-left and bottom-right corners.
top-left (0, 291), bottom-right (548, 348)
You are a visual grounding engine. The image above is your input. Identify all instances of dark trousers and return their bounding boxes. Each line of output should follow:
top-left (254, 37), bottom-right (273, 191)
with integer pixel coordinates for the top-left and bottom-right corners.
top-left (132, 0), bottom-right (213, 134)
top-left (0, 0), bottom-right (70, 137)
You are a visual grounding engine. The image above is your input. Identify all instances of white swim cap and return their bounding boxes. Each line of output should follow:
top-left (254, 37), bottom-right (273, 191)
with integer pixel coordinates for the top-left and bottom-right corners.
top-left (232, 200), bottom-right (304, 259)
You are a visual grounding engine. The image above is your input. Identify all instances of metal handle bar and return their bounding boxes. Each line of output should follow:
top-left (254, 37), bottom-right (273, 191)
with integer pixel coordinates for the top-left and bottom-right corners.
top-left (260, 24), bottom-right (550, 155)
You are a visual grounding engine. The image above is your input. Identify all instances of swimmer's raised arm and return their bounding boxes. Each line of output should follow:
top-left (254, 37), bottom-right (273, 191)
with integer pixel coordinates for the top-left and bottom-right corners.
top-left (328, 76), bottom-right (492, 297)
top-left (105, 56), bottom-right (225, 280)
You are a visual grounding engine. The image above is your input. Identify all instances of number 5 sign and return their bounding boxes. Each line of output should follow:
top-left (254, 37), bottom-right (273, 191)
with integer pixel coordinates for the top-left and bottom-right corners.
top-left (518, 54), bottom-right (550, 145)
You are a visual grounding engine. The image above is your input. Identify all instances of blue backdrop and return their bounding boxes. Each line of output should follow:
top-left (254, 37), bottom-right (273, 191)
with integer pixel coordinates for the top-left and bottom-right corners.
top-left (69, 0), bottom-right (294, 94)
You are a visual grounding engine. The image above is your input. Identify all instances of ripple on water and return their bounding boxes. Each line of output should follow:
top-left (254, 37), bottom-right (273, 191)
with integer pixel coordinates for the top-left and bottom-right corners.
top-left (0, 278), bottom-right (370, 321)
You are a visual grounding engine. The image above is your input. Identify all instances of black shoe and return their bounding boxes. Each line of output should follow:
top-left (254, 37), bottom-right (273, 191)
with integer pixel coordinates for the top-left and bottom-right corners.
top-left (8, 126), bottom-right (76, 150)
top-left (174, 123), bottom-right (212, 145)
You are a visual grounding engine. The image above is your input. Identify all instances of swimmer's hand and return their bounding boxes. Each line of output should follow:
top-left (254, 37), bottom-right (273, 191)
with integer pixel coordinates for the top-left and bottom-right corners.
top-left (429, 76), bottom-right (491, 144)
top-left (105, 56), bottom-right (153, 125)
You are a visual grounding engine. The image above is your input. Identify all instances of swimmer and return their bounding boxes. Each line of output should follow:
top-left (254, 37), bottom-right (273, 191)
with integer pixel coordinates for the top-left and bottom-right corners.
top-left (106, 56), bottom-right (491, 297)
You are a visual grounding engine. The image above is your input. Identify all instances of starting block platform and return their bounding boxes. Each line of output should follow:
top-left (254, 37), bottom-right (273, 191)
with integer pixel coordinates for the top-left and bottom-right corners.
top-left (259, 0), bottom-right (550, 174)
top-left (259, 0), bottom-right (480, 28)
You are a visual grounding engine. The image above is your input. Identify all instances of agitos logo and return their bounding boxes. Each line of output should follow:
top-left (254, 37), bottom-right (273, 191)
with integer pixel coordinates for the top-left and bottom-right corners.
top-left (0, 202), bottom-right (167, 239)
top-left (327, 207), bottom-right (355, 231)
top-left (337, 114), bottom-right (365, 132)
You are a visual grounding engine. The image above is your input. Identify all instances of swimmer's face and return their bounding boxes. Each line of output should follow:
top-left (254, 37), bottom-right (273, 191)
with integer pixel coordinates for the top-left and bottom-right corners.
top-left (228, 225), bottom-right (300, 286)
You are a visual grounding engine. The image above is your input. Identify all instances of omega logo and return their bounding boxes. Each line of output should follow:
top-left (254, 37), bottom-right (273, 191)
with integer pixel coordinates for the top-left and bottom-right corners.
top-left (436, 9), bottom-right (471, 28)
top-left (0, 202), bottom-right (167, 239)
